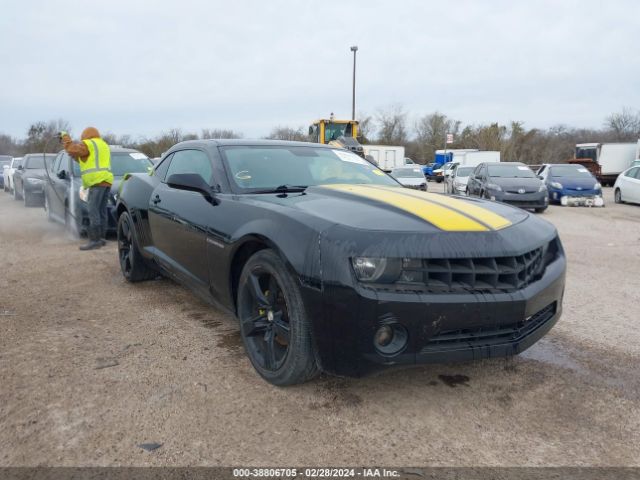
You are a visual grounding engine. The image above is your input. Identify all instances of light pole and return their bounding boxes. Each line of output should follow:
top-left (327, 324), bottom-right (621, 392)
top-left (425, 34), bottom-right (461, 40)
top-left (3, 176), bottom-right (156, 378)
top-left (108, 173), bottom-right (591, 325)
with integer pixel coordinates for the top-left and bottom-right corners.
top-left (350, 45), bottom-right (358, 120)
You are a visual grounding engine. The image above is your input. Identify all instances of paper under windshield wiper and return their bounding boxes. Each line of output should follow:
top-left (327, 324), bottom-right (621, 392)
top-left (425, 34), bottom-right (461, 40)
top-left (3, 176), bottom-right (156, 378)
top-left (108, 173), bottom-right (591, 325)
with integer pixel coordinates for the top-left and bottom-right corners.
top-left (252, 184), bottom-right (308, 194)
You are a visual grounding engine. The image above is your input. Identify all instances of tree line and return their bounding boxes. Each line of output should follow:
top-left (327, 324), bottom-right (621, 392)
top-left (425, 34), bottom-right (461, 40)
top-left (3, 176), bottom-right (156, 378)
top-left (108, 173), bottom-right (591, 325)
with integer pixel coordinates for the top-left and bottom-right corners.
top-left (1, 107), bottom-right (639, 165)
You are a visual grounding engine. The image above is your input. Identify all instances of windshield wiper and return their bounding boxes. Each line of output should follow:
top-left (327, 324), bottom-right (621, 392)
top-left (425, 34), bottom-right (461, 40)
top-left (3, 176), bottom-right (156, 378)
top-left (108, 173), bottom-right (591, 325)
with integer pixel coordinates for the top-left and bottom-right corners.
top-left (251, 184), bottom-right (308, 194)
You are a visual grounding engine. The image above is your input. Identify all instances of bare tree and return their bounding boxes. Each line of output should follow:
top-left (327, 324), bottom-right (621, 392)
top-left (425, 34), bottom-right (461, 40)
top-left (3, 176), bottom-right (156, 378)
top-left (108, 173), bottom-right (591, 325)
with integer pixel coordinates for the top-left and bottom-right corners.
top-left (266, 126), bottom-right (308, 142)
top-left (375, 104), bottom-right (408, 145)
top-left (201, 128), bottom-right (243, 139)
top-left (605, 107), bottom-right (640, 141)
top-left (355, 112), bottom-right (374, 144)
top-left (25, 119), bottom-right (71, 153)
top-left (414, 111), bottom-right (461, 162)
top-left (0, 133), bottom-right (22, 156)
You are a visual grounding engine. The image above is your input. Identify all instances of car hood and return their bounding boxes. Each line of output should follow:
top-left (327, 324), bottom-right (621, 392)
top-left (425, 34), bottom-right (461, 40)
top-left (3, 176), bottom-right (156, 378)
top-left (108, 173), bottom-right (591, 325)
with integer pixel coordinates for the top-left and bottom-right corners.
top-left (491, 176), bottom-right (541, 191)
top-left (23, 168), bottom-right (47, 180)
top-left (249, 184), bottom-right (529, 233)
top-left (550, 176), bottom-right (597, 189)
top-left (396, 177), bottom-right (426, 186)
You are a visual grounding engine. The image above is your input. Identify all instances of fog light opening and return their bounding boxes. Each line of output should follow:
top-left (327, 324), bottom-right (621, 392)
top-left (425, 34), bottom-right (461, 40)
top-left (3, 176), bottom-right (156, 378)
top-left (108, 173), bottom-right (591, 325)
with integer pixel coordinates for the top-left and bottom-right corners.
top-left (374, 323), bottom-right (408, 356)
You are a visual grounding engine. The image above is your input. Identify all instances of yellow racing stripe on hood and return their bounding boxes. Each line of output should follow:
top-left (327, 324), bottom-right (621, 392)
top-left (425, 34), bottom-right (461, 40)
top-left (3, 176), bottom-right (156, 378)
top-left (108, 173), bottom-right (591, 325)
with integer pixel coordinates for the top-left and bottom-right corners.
top-left (378, 186), bottom-right (513, 230)
top-left (323, 184), bottom-right (489, 231)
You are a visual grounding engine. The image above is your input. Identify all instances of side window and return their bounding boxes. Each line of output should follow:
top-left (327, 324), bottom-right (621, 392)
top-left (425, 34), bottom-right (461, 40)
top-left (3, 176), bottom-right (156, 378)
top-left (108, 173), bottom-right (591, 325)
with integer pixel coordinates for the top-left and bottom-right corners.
top-left (58, 153), bottom-right (69, 174)
top-left (626, 167), bottom-right (639, 179)
top-left (52, 153), bottom-right (62, 174)
top-left (154, 153), bottom-right (173, 182)
top-left (165, 150), bottom-right (213, 184)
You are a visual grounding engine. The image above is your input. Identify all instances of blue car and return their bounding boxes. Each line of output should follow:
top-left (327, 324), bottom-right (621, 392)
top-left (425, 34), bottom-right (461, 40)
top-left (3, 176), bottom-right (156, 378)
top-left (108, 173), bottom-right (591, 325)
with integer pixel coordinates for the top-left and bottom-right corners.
top-left (537, 164), bottom-right (604, 207)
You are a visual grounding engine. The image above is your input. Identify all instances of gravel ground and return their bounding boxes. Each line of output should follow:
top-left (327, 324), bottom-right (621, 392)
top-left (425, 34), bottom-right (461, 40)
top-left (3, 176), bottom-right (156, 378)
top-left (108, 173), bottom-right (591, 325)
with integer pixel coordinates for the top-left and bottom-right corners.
top-left (0, 187), bottom-right (639, 467)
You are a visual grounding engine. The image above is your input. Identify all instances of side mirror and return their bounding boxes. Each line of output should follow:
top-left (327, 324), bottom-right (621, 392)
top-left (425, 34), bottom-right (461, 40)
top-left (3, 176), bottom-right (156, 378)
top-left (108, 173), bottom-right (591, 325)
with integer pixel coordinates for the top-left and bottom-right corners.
top-left (537, 175), bottom-right (543, 180)
top-left (167, 173), bottom-right (218, 204)
top-left (57, 170), bottom-right (67, 179)
top-left (17, 165), bottom-right (24, 170)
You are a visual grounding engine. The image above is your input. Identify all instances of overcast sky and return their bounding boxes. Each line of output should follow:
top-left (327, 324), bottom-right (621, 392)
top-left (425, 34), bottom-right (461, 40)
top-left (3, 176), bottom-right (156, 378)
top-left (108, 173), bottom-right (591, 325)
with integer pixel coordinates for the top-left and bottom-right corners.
top-left (1, 0), bottom-right (638, 140)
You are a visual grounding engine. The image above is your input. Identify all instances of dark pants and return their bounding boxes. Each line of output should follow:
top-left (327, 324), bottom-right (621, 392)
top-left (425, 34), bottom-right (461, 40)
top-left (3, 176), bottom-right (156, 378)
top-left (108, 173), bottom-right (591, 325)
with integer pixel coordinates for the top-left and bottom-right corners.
top-left (87, 186), bottom-right (110, 240)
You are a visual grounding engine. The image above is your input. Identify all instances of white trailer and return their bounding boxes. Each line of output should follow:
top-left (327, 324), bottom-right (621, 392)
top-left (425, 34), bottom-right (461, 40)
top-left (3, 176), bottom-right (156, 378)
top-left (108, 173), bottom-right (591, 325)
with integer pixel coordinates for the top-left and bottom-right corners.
top-left (456, 150), bottom-right (500, 168)
top-left (598, 143), bottom-right (636, 175)
top-left (363, 145), bottom-right (407, 171)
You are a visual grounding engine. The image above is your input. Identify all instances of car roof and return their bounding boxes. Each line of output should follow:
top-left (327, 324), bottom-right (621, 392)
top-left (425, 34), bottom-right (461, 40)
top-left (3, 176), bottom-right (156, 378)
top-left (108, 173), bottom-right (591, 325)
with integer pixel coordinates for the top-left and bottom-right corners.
top-left (170, 139), bottom-right (335, 149)
top-left (484, 162), bottom-right (524, 166)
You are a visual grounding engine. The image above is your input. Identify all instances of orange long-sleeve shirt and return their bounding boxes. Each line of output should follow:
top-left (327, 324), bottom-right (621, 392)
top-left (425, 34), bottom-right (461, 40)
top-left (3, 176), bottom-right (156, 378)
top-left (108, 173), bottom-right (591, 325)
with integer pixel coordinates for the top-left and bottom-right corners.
top-left (61, 132), bottom-right (111, 187)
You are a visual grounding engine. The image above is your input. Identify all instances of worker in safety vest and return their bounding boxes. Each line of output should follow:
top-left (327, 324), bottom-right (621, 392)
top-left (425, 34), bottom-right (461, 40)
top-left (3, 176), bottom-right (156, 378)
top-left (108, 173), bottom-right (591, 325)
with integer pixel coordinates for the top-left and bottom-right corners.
top-left (59, 127), bottom-right (113, 250)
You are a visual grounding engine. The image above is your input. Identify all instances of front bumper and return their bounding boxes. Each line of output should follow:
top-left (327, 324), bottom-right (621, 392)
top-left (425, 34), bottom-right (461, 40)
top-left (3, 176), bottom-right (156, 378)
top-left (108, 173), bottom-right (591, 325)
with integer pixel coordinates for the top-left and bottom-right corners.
top-left (492, 190), bottom-right (548, 210)
top-left (549, 189), bottom-right (603, 206)
top-left (306, 253), bottom-right (565, 377)
top-left (23, 181), bottom-right (45, 195)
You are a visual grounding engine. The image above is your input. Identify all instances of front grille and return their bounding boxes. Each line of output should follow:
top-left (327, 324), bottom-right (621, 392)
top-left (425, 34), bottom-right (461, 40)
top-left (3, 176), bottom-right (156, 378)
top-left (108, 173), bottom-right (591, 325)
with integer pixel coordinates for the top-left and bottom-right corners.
top-left (420, 302), bottom-right (556, 354)
top-left (378, 239), bottom-right (559, 294)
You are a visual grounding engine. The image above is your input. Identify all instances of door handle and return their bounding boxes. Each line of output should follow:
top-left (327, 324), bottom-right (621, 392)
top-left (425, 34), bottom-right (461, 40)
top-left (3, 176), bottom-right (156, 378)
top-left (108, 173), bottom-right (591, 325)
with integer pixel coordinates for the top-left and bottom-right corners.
top-left (153, 194), bottom-right (161, 204)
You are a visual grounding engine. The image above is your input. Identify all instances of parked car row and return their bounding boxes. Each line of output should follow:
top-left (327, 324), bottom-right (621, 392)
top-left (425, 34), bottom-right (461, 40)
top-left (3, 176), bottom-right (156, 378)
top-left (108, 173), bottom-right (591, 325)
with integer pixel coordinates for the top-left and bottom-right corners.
top-left (2, 148), bottom-right (153, 237)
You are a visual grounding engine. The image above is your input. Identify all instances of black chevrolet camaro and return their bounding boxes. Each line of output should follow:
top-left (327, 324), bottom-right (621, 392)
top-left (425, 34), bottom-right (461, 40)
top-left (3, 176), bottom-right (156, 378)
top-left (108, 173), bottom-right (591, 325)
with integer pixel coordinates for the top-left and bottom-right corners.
top-left (116, 140), bottom-right (566, 385)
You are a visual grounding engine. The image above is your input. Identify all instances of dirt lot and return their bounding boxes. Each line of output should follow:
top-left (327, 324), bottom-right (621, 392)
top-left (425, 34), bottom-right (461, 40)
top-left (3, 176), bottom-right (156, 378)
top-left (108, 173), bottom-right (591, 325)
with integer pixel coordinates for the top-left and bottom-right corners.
top-left (1, 187), bottom-right (639, 467)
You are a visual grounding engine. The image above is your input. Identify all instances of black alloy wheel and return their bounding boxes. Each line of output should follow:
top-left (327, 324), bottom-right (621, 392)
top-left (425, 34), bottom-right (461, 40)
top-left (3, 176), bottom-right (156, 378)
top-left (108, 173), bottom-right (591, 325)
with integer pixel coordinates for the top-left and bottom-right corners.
top-left (242, 267), bottom-right (291, 371)
top-left (237, 249), bottom-right (318, 386)
top-left (117, 211), bottom-right (156, 282)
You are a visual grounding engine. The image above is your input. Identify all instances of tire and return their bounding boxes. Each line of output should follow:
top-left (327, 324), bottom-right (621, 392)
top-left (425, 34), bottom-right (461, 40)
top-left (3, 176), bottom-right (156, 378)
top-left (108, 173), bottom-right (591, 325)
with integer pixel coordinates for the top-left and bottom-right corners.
top-left (614, 189), bottom-right (623, 204)
top-left (237, 249), bottom-right (319, 386)
top-left (117, 210), bottom-right (156, 282)
top-left (534, 207), bottom-right (547, 213)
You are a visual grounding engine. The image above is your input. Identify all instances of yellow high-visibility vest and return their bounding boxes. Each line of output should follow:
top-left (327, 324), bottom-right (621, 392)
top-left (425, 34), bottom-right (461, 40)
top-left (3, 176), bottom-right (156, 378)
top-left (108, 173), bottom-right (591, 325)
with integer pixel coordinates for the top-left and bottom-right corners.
top-left (79, 138), bottom-right (113, 188)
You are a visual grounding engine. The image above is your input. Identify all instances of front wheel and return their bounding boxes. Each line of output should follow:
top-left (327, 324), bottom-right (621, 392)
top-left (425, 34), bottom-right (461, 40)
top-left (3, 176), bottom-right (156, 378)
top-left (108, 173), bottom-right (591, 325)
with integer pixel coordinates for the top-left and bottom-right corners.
top-left (117, 211), bottom-right (156, 282)
top-left (614, 189), bottom-right (623, 204)
top-left (534, 207), bottom-right (547, 213)
top-left (237, 249), bottom-right (318, 386)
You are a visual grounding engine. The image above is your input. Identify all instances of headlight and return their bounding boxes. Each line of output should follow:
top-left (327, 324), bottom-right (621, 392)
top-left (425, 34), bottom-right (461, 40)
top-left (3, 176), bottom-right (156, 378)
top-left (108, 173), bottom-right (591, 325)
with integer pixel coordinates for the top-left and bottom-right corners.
top-left (79, 187), bottom-right (89, 203)
top-left (538, 184), bottom-right (547, 192)
top-left (352, 257), bottom-right (401, 283)
top-left (486, 183), bottom-right (502, 191)
top-left (594, 182), bottom-right (601, 190)
top-left (25, 177), bottom-right (43, 184)
top-left (550, 181), bottom-right (563, 189)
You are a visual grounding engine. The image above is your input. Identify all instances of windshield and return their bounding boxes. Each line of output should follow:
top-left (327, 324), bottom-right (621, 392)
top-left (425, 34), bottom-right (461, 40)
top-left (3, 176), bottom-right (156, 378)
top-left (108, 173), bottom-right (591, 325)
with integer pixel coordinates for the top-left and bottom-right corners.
top-left (72, 152), bottom-right (151, 177)
top-left (550, 165), bottom-right (593, 178)
top-left (221, 146), bottom-right (398, 192)
top-left (25, 154), bottom-right (55, 169)
top-left (392, 168), bottom-right (424, 178)
top-left (455, 166), bottom-right (474, 177)
top-left (488, 164), bottom-right (535, 178)
top-left (324, 123), bottom-right (348, 142)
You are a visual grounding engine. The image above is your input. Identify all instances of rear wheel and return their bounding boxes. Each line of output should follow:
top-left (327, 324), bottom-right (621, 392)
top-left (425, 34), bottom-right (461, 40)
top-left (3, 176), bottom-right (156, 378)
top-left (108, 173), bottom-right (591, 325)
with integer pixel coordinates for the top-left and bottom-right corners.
top-left (237, 249), bottom-right (318, 386)
top-left (614, 188), bottom-right (623, 204)
top-left (117, 210), bottom-right (156, 282)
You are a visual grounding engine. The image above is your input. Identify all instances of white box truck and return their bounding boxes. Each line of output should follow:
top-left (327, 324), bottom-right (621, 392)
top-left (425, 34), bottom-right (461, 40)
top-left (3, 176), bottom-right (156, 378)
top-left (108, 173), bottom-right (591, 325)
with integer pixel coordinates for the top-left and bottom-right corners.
top-left (457, 150), bottom-right (500, 168)
top-left (573, 142), bottom-right (636, 185)
top-left (363, 145), bottom-right (406, 171)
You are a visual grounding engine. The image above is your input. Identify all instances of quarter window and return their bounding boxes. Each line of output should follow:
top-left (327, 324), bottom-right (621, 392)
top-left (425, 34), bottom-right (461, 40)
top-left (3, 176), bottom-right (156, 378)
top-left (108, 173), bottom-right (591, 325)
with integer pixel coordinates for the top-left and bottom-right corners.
top-left (154, 153), bottom-right (173, 182)
top-left (165, 149), bottom-right (213, 184)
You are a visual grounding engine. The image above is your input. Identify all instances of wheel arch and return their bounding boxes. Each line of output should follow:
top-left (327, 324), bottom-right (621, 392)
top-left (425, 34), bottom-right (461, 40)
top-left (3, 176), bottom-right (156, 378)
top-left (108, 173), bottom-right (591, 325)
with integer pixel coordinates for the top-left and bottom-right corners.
top-left (228, 234), bottom-right (296, 313)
